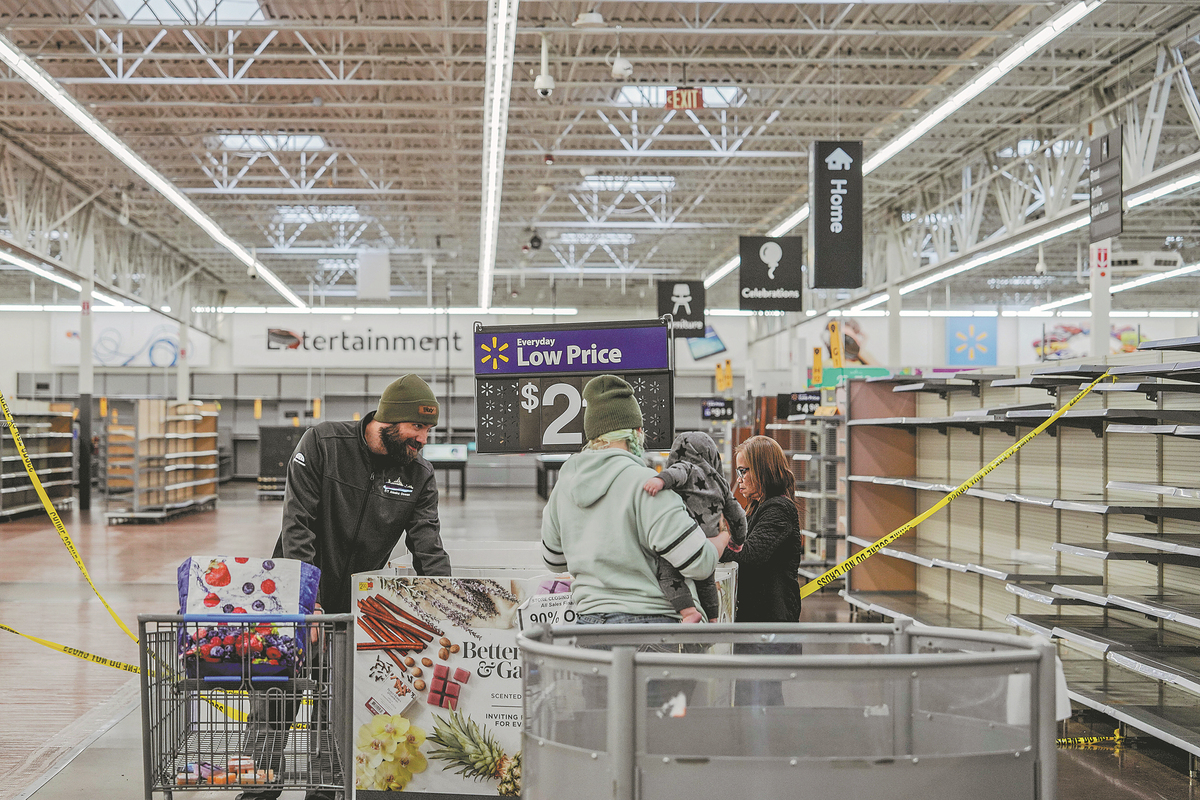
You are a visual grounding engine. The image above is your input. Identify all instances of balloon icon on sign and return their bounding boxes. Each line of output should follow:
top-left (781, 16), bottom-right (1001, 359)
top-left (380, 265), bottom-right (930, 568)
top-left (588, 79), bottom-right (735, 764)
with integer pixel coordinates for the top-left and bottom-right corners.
top-left (760, 241), bottom-right (783, 279)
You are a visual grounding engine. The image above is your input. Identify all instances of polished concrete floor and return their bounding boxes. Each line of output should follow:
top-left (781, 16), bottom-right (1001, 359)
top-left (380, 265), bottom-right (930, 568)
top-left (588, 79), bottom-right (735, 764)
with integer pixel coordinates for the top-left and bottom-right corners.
top-left (1, 481), bottom-right (1195, 799)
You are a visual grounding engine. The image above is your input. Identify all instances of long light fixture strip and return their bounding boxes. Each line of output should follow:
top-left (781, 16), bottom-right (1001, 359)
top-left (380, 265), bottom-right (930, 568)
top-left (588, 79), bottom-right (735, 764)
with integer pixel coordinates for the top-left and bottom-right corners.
top-left (0, 33), bottom-right (304, 309)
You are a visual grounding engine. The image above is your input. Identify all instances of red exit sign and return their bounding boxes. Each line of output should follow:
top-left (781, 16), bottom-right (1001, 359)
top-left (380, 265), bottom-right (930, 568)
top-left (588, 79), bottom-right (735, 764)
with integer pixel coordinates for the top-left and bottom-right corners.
top-left (665, 87), bottom-right (703, 111)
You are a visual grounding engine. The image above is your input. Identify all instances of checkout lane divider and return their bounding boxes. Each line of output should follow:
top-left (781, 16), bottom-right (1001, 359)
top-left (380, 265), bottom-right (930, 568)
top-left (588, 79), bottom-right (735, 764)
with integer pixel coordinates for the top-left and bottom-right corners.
top-left (0, 390), bottom-right (137, 642)
top-left (799, 372), bottom-right (1112, 600)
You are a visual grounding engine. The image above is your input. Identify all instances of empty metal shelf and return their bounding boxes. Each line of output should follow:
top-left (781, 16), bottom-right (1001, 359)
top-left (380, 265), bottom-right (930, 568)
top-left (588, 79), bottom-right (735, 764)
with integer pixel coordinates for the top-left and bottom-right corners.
top-left (1108, 531), bottom-right (1200, 558)
top-left (1107, 480), bottom-right (1200, 500)
top-left (1005, 583), bottom-right (1090, 606)
top-left (1137, 335), bottom-right (1200, 353)
top-left (967, 560), bottom-right (1102, 584)
top-left (1052, 540), bottom-right (1200, 565)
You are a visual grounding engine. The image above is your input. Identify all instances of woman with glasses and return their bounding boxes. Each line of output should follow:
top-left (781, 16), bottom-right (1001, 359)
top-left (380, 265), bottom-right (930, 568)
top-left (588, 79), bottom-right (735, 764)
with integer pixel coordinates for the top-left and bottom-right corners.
top-left (725, 435), bottom-right (802, 623)
top-left (724, 435), bottom-right (803, 706)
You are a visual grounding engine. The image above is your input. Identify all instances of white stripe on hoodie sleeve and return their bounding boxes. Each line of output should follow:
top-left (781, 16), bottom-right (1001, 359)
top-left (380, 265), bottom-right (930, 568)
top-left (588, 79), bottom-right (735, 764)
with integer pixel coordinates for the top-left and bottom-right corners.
top-left (541, 490), bottom-right (568, 571)
top-left (654, 522), bottom-right (713, 579)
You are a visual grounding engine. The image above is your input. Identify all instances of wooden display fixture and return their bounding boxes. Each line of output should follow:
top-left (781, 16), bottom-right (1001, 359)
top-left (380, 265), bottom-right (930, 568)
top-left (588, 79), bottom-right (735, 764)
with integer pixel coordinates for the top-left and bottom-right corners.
top-left (103, 399), bottom-right (218, 523)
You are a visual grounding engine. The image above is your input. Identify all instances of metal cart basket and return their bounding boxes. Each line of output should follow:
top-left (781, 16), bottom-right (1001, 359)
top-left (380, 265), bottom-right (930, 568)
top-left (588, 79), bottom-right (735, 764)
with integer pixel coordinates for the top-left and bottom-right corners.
top-left (519, 618), bottom-right (1057, 800)
top-left (139, 613), bottom-right (353, 799)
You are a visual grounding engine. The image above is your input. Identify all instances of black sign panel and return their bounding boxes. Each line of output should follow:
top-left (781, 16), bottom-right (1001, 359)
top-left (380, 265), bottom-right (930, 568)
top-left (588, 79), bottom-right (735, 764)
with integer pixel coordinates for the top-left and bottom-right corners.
top-left (738, 236), bottom-right (803, 311)
top-left (777, 391), bottom-right (821, 418)
top-left (701, 398), bottom-right (735, 421)
top-left (1089, 129), bottom-right (1122, 244)
top-left (656, 280), bottom-right (706, 338)
top-left (809, 141), bottom-right (863, 288)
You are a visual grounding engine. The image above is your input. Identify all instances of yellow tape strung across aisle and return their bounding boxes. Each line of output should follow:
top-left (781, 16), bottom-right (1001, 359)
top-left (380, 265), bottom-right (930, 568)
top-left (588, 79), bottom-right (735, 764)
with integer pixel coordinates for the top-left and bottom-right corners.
top-left (0, 622), bottom-right (140, 673)
top-left (800, 372), bottom-right (1112, 599)
top-left (0, 390), bottom-right (137, 642)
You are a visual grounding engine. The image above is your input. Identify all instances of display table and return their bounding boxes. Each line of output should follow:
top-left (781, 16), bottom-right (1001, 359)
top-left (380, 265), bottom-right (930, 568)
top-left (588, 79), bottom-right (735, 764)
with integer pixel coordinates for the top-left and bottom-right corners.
top-left (423, 443), bottom-right (469, 500)
top-left (534, 454), bottom-right (569, 500)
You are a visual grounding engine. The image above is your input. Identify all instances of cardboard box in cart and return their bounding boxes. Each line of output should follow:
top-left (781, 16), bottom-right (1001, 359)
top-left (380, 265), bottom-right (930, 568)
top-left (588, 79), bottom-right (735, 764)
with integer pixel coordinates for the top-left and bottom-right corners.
top-left (351, 563), bottom-right (737, 797)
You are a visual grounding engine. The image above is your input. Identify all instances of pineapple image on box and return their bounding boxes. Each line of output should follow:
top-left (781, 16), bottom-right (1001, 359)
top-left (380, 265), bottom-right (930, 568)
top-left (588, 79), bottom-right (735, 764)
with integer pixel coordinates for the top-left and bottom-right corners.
top-left (427, 709), bottom-right (522, 796)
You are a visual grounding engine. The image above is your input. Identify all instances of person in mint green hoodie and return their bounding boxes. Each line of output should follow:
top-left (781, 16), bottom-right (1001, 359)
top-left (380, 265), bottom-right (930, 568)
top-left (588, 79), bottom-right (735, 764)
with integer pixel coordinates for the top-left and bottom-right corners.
top-left (541, 374), bottom-right (729, 624)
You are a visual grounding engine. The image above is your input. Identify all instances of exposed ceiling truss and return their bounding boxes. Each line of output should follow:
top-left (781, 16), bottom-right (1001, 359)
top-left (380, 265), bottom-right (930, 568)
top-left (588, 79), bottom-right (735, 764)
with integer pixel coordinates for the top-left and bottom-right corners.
top-left (0, 1), bottom-right (1195, 316)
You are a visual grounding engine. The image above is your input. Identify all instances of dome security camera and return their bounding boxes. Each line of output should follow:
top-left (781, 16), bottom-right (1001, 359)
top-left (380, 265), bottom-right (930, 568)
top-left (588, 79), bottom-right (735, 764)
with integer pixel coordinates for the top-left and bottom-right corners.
top-left (611, 56), bottom-right (633, 80)
top-left (529, 234), bottom-right (542, 250)
top-left (543, 153), bottom-right (555, 166)
top-left (535, 34), bottom-right (554, 98)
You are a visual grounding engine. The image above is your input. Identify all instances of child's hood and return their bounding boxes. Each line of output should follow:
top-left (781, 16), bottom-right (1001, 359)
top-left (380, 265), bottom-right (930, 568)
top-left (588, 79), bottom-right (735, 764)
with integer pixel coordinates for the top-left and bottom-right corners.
top-left (666, 431), bottom-right (722, 471)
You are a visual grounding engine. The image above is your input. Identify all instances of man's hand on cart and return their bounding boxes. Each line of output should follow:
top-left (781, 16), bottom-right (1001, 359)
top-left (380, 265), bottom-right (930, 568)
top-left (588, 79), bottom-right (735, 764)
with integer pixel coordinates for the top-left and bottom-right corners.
top-left (712, 528), bottom-right (732, 557)
top-left (310, 602), bottom-right (323, 644)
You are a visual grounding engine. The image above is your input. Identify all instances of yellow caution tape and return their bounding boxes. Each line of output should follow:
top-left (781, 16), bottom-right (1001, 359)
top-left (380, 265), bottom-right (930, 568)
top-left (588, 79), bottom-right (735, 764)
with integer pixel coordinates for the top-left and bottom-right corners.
top-left (1057, 729), bottom-right (1122, 747)
top-left (0, 622), bottom-right (140, 673)
top-left (800, 372), bottom-right (1111, 599)
top-left (0, 390), bottom-right (137, 642)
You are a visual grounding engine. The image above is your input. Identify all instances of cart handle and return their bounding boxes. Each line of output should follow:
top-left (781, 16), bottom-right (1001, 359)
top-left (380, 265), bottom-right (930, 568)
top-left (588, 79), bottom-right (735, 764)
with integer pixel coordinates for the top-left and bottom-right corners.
top-left (181, 614), bottom-right (316, 623)
top-left (199, 675), bottom-right (291, 683)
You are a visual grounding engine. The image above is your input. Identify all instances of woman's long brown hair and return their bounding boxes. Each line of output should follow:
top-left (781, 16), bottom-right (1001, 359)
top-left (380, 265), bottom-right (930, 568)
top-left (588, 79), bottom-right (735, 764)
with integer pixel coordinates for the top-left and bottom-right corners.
top-left (735, 435), bottom-right (797, 515)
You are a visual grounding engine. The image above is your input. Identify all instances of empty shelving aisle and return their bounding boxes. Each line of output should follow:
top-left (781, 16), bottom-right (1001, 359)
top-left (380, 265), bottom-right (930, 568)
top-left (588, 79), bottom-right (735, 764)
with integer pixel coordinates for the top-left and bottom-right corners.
top-left (843, 342), bottom-right (1200, 765)
top-left (103, 399), bottom-right (218, 523)
top-left (0, 408), bottom-right (75, 520)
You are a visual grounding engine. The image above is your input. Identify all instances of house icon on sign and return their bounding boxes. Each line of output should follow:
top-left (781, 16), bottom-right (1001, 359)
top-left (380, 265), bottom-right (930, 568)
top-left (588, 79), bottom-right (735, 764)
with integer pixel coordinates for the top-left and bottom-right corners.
top-left (825, 148), bottom-right (854, 170)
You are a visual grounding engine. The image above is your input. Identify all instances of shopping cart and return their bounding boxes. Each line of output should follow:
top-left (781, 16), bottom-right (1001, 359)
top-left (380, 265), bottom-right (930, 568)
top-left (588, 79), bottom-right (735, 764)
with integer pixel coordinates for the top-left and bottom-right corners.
top-left (138, 613), bottom-right (353, 799)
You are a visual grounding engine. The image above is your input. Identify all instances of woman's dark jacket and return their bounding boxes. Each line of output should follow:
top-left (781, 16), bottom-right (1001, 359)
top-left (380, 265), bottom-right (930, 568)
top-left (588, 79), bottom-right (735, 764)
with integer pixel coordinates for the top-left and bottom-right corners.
top-left (720, 494), bottom-right (801, 622)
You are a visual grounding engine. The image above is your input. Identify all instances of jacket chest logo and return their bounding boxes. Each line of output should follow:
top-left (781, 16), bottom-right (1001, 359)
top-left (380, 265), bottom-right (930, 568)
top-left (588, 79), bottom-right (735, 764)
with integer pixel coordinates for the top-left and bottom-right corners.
top-left (382, 479), bottom-right (414, 498)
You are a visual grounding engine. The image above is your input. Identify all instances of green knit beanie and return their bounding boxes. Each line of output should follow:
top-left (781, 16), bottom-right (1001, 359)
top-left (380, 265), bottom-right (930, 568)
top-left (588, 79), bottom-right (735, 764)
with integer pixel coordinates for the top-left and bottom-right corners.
top-left (376, 374), bottom-right (439, 425)
top-left (582, 374), bottom-right (642, 440)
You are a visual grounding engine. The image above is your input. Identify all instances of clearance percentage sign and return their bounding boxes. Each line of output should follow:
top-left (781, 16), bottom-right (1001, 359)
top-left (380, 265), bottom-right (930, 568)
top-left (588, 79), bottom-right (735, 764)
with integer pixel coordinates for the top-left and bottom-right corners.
top-left (800, 372), bottom-right (1112, 599)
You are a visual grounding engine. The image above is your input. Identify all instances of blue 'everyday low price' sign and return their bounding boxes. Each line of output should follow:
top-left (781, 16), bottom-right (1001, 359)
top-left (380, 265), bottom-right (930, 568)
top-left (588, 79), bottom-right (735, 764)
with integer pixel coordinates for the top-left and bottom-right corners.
top-left (473, 319), bottom-right (674, 454)
top-left (474, 324), bottom-right (669, 375)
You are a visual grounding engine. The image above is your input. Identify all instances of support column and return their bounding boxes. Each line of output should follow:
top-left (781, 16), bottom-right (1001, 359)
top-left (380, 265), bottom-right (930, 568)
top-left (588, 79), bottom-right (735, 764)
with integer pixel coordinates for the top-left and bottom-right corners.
top-left (176, 282), bottom-right (191, 403)
top-left (887, 285), bottom-right (902, 367)
top-left (1089, 239), bottom-right (1112, 360)
top-left (78, 229), bottom-right (95, 512)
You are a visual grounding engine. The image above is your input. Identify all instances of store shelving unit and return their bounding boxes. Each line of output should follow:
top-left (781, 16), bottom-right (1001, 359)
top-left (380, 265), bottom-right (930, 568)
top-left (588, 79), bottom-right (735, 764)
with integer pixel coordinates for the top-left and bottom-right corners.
top-left (841, 345), bottom-right (1200, 767)
top-left (767, 403), bottom-right (846, 581)
top-left (0, 410), bottom-right (75, 520)
top-left (104, 400), bottom-right (219, 523)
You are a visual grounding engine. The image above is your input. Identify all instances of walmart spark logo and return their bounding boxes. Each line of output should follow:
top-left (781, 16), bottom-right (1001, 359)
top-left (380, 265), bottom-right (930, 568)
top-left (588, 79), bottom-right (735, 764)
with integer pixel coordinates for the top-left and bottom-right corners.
top-left (479, 336), bottom-right (510, 370)
top-left (954, 324), bottom-right (989, 361)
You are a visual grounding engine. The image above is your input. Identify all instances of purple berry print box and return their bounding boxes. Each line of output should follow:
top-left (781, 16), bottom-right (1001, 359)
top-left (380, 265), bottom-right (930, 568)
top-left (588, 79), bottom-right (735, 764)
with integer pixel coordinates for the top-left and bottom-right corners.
top-left (177, 556), bottom-right (320, 679)
top-left (177, 556), bottom-right (319, 615)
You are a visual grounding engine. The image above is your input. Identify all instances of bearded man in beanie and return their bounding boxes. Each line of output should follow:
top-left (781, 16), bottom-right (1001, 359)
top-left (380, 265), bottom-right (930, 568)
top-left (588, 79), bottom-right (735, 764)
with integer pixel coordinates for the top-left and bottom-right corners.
top-left (244, 376), bottom-right (452, 800)
top-left (275, 373), bottom-right (452, 615)
top-left (541, 374), bottom-right (728, 625)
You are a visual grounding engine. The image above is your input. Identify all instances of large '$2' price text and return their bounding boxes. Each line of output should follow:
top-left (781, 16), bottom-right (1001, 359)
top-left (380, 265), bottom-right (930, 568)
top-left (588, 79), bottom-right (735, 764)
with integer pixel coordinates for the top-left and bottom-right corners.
top-left (518, 378), bottom-right (587, 448)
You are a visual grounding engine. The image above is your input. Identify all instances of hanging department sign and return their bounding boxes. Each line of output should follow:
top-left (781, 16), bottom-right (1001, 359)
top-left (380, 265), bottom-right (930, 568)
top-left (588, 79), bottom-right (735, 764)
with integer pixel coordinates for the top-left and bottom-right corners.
top-left (809, 141), bottom-right (863, 288)
top-left (1089, 129), bottom-right (1123, 243)
top-left (738, 236), bottom-right (803, 311)
top-left (656, 280), bottom-right (705, 337)
top-left (473, 319), bottom-right (674, 454)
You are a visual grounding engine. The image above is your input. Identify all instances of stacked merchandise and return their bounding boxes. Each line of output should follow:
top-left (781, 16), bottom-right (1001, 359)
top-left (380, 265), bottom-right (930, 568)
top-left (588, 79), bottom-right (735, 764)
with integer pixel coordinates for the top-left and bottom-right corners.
top-left (104, 399), bottom-right (219, 521)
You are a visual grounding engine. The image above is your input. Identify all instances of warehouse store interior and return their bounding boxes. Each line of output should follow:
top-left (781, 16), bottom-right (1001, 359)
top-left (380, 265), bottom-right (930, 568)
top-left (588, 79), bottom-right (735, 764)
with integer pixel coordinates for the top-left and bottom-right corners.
top-left (2, 0), bottom-right (1200, 798)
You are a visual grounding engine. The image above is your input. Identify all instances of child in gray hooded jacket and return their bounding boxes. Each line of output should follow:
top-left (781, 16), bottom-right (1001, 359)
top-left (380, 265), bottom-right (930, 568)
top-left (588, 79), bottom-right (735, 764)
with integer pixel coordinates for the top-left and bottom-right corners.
top-left (643, 431), bottom-right (748, 622)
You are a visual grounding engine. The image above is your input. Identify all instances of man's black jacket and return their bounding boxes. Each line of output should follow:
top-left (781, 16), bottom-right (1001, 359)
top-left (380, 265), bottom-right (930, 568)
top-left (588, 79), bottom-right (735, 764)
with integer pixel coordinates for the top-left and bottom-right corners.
top-left (274, 412), bottom-right (452, 613)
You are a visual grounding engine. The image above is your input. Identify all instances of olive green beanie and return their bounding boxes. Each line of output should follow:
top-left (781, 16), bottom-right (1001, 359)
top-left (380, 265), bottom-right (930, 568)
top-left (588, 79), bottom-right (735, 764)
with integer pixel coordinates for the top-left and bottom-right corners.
top-left (582, 374), bottom-right (642, 440)
top-left (376, 374), bottom-right (439, 425)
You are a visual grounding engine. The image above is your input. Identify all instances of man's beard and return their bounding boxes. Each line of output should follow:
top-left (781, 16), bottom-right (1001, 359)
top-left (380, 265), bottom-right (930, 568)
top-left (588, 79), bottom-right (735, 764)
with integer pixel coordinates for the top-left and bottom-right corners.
top-left (381, 425), bottom-right (423, 465)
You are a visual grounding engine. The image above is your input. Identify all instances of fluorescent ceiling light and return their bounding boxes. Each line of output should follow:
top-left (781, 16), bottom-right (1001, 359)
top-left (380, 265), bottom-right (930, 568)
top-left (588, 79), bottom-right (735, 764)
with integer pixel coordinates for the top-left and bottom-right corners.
top-left (0, 31), bottom-right (305, 309)
top-left (1032, 257), bottom-right (1200, 312)
top-left (900, 216), bottom-right (1088, 296)
top-left (556, 232), bottom-right (637, 246)
top-left (706, 0), bottom-right (1103, 290)
top-left (276, 205), bottom-right (360, 224)
top-left (767, 204), bottom-right (810, 238)
top-left (703, 256), bottom-right (740, 289)
top-left (863, 0), bottom-right (1105, 175)
top-left (583, 175), bottom-right (676, 193)
top-left (1126, 171), bottom-right (1200, 208)
top-left (477, 0), bottom-right (520, 310)
top-left (850, 294), bottom-right (888, 311)
top-left (614, 86), bottom-right (740, 108)
top-left (217, 133), bottom-right (324, 152)
top-left (0, 249), bottom-right (121, 306)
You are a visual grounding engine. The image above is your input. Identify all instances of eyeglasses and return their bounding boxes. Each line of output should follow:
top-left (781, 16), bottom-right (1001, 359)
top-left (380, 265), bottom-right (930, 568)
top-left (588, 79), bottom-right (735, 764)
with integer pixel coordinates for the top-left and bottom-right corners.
top-left (735, 467), bottom-right (750, 479)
